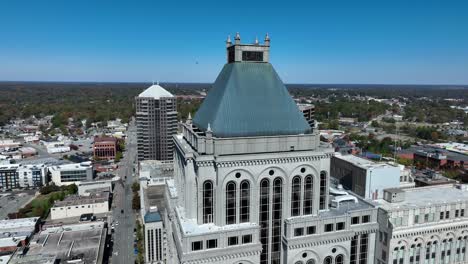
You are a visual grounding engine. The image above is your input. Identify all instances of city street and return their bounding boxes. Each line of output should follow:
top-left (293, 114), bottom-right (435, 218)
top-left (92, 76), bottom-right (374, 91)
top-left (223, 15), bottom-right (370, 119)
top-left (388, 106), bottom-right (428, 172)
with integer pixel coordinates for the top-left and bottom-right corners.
top-left (111, 121), bottom-right (137, 264)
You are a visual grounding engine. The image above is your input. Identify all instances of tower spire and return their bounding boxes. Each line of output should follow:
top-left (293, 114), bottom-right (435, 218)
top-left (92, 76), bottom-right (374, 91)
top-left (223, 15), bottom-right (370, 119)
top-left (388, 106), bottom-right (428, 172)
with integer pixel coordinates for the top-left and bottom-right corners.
top-left (235, 32), bottom-right (241, 44)
top-left (226, 35), bottom-right (232, 47)
top-left (264, 33), bottom-right (270, 46)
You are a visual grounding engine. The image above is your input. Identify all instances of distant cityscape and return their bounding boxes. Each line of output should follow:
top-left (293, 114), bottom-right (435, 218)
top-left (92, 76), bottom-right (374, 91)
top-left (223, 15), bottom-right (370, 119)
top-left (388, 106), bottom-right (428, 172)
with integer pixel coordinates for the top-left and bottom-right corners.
top-left (0, 33), bottom-right (467, 264)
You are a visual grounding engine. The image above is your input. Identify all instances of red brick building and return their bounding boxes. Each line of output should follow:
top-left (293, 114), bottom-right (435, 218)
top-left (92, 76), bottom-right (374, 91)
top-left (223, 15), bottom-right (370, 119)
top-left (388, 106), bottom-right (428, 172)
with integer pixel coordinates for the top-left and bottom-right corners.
top-left (93, 136), bottom-right (117, 160)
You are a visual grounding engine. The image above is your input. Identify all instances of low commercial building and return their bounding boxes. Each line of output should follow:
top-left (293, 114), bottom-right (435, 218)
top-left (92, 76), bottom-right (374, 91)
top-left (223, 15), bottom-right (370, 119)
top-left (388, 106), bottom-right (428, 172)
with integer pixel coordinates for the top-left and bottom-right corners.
top-left (93, 136), bottom-right (117, 160)
top-left (0, 217), bottom-right (40, 253)
top-left (9, 222), bottom-right (106, 264)
top-left (44, 141), bottom-right (70, 154)
top-left (50, 191), bottom-right (110, 220)
top-left (78, 179), bottom-right (113, 196)
top-left (49, 162), bottom-right (93, 186)
top-left (413, 169), bottom-right (457, 187)
top-left (331, 154), bottom-right (401, 200)
top-left (375, 184), bottom-right (468, 264)
top-left (0, 139), bottom-right (21, 150)
top-left (19, 147), bottom-right (37, 158)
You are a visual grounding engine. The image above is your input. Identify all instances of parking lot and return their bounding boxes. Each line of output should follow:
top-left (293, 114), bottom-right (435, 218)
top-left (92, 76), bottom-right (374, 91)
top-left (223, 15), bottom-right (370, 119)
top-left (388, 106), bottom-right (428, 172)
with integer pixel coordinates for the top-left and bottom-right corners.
top-left (0, 190), bottom-right (37, 219)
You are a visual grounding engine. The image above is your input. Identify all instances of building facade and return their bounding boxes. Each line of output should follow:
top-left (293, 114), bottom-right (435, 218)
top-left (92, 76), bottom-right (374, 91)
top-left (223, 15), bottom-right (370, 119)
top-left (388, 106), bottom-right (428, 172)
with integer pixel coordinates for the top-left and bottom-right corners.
top-left (298, 103), bottom-right (316, 129)
top-left (136, 84), bottom-right (178, 161)
top-left (375, 185), bottom-right (468, 264)
top-left (165, 34), bottom-right (379, 264)
top-left (331, 155), bottom-right (401, 200)
top-left (0, 164), bottom-right (19, 190)
top-left (50, 191), bottom-right (109, 220)
top-left (144, 210), bottom-right (165, 263)
top-left (17, 164), bottom-right (48, 188)
top-left (49, 162), bottom-right (93, 186)
top-left (93, 136), bottom-right (117, 160)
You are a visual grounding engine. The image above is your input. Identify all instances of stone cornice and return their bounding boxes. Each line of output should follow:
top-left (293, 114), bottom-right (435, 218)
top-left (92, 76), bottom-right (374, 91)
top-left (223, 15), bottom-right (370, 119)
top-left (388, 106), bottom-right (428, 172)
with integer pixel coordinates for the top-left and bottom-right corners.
top-left (211, 153), bottom-right (333, 168)
top-left (286, 228), bottom-right (379, 249)
top-left (182, 246), bottom-right (262, 264)
top-left (393, 222), bottom-right (468, 240)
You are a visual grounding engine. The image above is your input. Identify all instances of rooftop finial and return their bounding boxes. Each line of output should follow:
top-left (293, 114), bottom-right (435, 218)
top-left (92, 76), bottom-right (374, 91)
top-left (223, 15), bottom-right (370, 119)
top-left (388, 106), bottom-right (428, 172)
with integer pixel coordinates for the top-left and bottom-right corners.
top-left (264, 33), bottom-right (270, 46)
top-left (186, 112), bottom-right (192, 125)
top-left (254, 36), bottom-right (259, 45)
top-left (235, 32), bottom-right (241, 44)
top-left (207, 123), bottom-right (212, 133)
top-left (226, 35), bottom-right (232, 47)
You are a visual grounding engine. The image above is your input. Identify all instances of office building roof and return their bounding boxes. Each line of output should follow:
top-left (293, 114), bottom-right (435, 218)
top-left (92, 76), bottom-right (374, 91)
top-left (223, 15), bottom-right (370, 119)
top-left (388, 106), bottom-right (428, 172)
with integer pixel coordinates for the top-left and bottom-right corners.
top-left (334, 154), bottom-right (398, 170)
top-left (193, 62), bottom-right (311, 138)
top-left (138, 84), bottom-right (174, 99)
top-left (49, 162), bottom-right (92, 172)
top-left (53, 191), bottom-right (109, 207)
top-left (376, 184), bottom-right (468, 211)
top-left (144, 211), bottom-right (162, 223)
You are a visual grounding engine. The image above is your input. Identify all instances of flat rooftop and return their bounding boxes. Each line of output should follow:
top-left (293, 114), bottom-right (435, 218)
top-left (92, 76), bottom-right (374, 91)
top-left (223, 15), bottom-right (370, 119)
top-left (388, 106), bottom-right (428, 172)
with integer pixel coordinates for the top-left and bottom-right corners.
top-left (139, 160), bottom-right (174, 180)
top-left (54, 191), bottom-right (109, 207)
top-left (335, 154), bottom-right (398, 170)
top-left (21, 222), bottom-right (106, 264)
top-left (0, 217), bottom-right (39, 239)
top-left (377, 184), bottom-right (468, 211)
top-left (49, 162), bottom-right (92, 172)
top-left (143, 184), bottom-right (166, 213)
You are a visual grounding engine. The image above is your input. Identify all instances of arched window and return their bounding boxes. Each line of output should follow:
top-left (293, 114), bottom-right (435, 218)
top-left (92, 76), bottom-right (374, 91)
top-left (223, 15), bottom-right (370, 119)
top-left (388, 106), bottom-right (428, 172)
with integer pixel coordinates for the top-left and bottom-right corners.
top-left (295, 261), bottom-right (304, 264)
top-left (271, 177), bottom-right (283, 264)
top-left (303, 175), bottom-right (313, 215)
top-left (240, 180), bottom-right (250, 223)
top-left (291, 176), bottom-right (301, 216)
top-left (259, 179), bottom-right (270, 264)
top-left (226, 181), bottom-right (236, 225)
top-left (306, 260), bottom-right (315, 264)
top-left (323, 256), bottom-right (332, 264)
top-left (335, 254), bottom-right (344, 264)
top-left (319, 171), bottom-right (327, 210)
top-left (202, 180), bottom-right (213, 223)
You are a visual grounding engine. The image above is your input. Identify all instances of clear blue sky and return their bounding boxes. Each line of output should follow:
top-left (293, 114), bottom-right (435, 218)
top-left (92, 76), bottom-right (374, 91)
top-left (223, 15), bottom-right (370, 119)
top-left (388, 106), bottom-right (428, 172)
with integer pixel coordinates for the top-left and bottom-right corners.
top-left (1, 0), bottom-right (468, 84)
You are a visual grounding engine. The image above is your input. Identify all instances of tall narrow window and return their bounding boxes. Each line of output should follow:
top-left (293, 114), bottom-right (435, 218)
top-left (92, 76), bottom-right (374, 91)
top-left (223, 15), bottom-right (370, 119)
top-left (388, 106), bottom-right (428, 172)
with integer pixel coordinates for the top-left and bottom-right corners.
top-left (335, 255), bottom-right (344, 264)
top-left (291, 176), bottom-right (301, 216)
top-left (319, 171), bottom-right (327, 210)
top-left (359, 234), bottom-right (369, 264)
top-left (259, 179), bottom-right (270, 264)
top-left (240, 180), bottom-right (250, 223)
top-left (303, 175), bottom-right (313, 215)
top-left (203, 180), bottom-right (213, 223)
top-left (226, 181), bottom-right (236, 225)
top-left (323, 256), bottom-right (333, 264)
top-left (350, 235), bottom-right (358, 264)
top-left (271, 177), bottom-right (283, 264)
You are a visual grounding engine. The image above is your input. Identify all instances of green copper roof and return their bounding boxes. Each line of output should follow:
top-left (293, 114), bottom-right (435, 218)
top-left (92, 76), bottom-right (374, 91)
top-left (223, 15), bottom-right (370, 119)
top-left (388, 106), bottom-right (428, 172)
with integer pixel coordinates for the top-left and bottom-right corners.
top-left (193, 62), bottom-right (311, 137)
